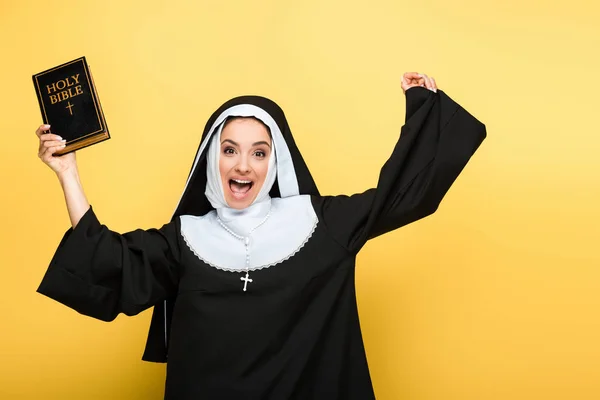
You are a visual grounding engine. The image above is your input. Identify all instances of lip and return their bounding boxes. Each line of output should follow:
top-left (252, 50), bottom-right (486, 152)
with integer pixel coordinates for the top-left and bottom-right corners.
top-left (230, 178), bottom-right (253, 184)
top-left (228, 177), bottom-right (254, 201)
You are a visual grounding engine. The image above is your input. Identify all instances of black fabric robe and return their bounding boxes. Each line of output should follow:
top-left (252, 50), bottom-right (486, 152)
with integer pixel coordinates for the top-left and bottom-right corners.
top-left (38, 87), bottom-right (486, 399)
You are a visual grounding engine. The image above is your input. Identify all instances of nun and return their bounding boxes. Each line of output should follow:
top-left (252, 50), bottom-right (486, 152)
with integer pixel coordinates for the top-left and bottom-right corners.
top-left (36, 72), bottom-right (486, 399)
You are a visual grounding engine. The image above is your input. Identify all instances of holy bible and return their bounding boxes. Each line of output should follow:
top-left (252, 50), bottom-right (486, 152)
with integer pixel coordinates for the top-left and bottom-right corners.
top-left (33, 57), bottom-right (110, 155)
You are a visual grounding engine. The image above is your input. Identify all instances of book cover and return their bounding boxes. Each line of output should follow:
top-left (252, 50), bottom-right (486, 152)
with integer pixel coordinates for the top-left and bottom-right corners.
top-left (33, 56), bottom-right (110, 155)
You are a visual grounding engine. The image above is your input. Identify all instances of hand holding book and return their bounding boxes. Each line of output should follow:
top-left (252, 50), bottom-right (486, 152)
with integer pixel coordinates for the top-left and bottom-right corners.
top-left (36, 124), bottom-right (75, 174)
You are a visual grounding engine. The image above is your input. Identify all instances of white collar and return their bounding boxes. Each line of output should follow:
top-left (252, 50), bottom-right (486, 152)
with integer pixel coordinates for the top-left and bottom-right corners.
top-left (180, 196), bottom-right (317, 272)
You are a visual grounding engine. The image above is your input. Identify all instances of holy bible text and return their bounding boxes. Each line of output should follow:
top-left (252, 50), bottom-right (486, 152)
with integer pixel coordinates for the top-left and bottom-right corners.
top-left (33, 57), bottom-right (110, 155)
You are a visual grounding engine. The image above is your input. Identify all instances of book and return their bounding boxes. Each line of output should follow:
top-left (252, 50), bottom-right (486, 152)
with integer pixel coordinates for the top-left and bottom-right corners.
top-left (32, 56), bottom-right (110, 156)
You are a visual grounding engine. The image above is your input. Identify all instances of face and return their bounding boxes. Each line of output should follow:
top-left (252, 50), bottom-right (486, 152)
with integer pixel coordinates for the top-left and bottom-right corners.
top-left (219, 117), bottom-right (272, 209)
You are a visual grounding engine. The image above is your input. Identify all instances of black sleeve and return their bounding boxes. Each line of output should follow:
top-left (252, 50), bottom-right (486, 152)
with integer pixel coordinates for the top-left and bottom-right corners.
top-left (37, 206), bottom-right (181, 321)
top-left (319, 86), bottom-right (487, 253)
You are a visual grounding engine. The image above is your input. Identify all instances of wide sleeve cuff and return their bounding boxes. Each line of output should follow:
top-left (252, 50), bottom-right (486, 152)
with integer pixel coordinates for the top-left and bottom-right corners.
top-left (36, 205), bottom-right (120, 321)
top-left (405, 86), bottom-right (434, 122)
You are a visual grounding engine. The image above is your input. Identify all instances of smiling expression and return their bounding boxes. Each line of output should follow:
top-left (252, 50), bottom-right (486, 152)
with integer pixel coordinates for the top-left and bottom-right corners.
top-left (219, 117), bottom-right (272, 209)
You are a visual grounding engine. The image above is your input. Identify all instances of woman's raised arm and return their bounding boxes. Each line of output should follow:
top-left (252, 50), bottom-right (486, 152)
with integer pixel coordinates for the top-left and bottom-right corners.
top-left (36, 124), bottom-right (90, 228)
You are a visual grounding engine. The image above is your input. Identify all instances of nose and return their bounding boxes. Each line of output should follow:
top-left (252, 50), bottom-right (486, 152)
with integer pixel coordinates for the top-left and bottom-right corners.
top-left (235, 155), bottom-right (251, 174)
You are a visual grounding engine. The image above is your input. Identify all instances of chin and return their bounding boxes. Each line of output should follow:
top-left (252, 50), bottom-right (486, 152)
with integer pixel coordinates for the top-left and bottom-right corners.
top-left (226, 198), bottom-right (255, 210)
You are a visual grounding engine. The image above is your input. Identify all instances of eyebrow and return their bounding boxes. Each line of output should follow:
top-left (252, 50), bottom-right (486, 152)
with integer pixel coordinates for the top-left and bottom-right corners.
top-left (221, 139), bottom-right (272, 148)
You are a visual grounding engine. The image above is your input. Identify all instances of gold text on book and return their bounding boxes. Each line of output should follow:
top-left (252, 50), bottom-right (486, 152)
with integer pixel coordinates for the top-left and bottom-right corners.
top-left (46, 74), bottom-right (84, 105)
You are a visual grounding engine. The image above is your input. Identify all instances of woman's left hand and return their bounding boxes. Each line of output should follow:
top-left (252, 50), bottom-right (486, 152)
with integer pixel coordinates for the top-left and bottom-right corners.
top-left (401, 72), bottom-right (437, 94)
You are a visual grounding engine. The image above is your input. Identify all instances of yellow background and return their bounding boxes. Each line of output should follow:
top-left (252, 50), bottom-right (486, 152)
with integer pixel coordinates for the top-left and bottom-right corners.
top-left (1, 0), bottom-right (599, 399)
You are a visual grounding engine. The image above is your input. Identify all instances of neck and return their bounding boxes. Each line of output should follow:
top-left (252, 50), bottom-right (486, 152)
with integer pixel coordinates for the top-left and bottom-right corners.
top-left (216, 197), bottom-right (272, 236)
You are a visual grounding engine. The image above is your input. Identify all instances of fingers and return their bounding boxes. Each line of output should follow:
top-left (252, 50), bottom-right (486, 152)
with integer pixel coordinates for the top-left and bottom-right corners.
top-left (38, 138), bottom-right (66, 158)
top-left (402, 72), bottom-right (424, 94)
top-left (36, 125), bottom-right (65, 143)
top-left (418, 73), bottom-right (438, 92)
top-left (38, 134), bottom-right (66, 153)
top-left (421, 74), bottom-right (431, 89)
top-left (39, 143), bottom-right (66, 160)
top-left (402, 72), bottom-right (439, 94)
top-left (40, 133), bottom-right (64, 143)
top-left (430, 76), bottom-right (437, 91)
top-left (403, 72), bottom-right (424, 86)
top-left (35, 124), bottom-right (51, 138)
top-left (37, 122), bottom-right (65, 153)
top-left (403, 72), bottom-right (421, 82)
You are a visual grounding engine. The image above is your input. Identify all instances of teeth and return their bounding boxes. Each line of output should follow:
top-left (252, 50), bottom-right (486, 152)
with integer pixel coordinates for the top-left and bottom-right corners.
top-left (232, 179), bottom-right (252, 184)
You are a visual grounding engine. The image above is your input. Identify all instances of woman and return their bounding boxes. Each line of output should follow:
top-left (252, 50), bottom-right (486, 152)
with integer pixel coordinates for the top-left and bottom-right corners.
top-left (36, 72), bottom-right (486, 399)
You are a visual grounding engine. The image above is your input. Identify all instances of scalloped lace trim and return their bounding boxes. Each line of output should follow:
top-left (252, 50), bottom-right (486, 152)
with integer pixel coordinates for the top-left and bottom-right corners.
top-left (180, 217), bottom-right (318, 273)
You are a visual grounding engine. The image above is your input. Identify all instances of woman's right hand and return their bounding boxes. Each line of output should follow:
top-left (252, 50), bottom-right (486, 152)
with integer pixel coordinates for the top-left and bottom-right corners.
top-left (36, 124), bottom-right (77, 175)
top-left (401, 72), bottom-right (437, 94)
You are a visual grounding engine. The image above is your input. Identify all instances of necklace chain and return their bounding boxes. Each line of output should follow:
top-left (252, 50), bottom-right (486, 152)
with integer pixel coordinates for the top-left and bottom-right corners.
top-left (216, 207), bottom-right (272, 291)
top-left (216, 208), bottom-right (272, 242)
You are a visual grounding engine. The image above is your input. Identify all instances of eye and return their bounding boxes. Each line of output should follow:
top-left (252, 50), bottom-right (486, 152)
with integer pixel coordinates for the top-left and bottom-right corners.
top-left (254, 150), bottom-right (267, 158)
top-left (223, 147), bottom-right (236, 155)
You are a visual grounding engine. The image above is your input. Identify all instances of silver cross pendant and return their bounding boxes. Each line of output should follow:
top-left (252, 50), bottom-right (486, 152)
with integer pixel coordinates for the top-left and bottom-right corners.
top-left (240, 272), bottom-right (253, 292)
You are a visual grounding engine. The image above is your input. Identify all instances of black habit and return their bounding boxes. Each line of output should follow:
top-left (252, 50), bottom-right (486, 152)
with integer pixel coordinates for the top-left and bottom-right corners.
top-left (38, 87), bottom-right (486, 399)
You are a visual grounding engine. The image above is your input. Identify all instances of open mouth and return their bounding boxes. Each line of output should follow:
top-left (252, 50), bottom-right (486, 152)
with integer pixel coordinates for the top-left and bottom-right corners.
top-left (229, 178), bottom-right (254, 199)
